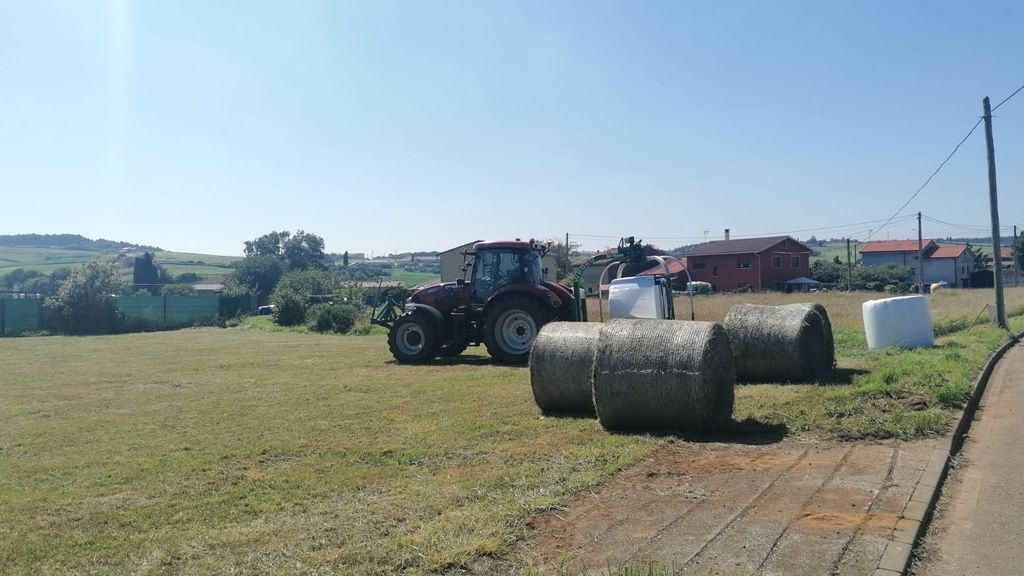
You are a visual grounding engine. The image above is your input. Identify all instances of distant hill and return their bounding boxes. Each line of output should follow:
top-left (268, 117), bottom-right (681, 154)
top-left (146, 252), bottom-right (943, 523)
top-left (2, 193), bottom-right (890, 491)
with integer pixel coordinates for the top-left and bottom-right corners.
top-left (0, 234), bottom-right (237, 278)
top-left (0, 234), bottom-right (160, 252)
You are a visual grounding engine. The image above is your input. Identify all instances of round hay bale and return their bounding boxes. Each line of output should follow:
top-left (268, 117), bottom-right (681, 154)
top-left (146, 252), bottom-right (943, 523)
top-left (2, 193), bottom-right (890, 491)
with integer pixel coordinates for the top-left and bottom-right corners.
top-left (723, 303), bottom-right (835, 383)
top-left (592, 320), bottom-right (734, 432)
top-left (529, 322), bottom-right (601, 415)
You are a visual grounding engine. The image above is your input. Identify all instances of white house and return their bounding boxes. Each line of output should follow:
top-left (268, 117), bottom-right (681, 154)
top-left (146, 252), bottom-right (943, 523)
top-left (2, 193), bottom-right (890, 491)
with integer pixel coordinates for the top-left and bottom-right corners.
top-left (923, 245), bottom-right (976, 287)
top-left (860, 240), bottom-right (977, 287)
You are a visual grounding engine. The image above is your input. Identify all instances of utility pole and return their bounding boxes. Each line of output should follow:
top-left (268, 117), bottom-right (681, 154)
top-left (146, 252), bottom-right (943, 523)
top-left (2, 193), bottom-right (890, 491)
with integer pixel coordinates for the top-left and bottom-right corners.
top-left (983, 96), bottom-right (1007, 328)
top-left (564, 232), bottom-right (570, 278)
top-left (846, 238), bottom-right (853, 291)
top-left (917, 211), bottom-right (925, 293)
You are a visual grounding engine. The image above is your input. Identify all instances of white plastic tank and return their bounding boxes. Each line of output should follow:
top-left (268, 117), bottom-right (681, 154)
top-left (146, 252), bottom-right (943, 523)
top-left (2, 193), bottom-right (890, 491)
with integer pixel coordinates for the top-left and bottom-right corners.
top-left (608, 276), bottom-right (668, 320)
top-left (862, 295), bottom-right (934, 350)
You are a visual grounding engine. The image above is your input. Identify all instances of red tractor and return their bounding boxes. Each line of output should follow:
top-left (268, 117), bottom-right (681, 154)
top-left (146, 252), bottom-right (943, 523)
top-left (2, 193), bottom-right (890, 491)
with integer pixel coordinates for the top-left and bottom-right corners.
top-left (372, 239), bottom-right (588, 364)
top-left (372, 237), bottom-right (688, 364)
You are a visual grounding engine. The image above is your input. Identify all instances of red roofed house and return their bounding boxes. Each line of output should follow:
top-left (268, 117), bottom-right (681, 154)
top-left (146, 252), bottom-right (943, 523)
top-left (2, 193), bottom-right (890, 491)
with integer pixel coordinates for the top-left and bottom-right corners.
top-left (859, 239), bottom-right (939, 268)
top-left (861, 239), bottom-right (978, 287)
top-left (924, 245), bottom-right (976, 287)
top-left (682, 235), bottom-right (813, 292)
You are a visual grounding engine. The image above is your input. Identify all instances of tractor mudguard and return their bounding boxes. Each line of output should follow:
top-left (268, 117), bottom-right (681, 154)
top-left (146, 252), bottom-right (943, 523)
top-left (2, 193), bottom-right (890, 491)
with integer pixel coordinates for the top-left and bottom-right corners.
top-left (489, 283), bottom-right (562, 311)
top-left (404, 303), bottom-right (444, 325)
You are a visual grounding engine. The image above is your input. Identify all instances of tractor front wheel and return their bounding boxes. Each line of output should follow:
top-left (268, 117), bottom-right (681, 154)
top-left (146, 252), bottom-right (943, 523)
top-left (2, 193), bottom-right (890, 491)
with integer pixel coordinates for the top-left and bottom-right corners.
top-left (483, 297), bottom-right (551, 364)
top-left (388, 313), bottom-right (439, 364)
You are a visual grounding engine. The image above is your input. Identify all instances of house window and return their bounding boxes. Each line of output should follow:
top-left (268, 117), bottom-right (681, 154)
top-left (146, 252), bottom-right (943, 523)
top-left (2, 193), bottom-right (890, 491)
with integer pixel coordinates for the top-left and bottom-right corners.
top-left (737, 258), bottom-right (752, 269)
top-left (693, 261), bottom-right (706, 270)
top-left (791, 256), bottom-right (801, 267)
top-left (772, 255), bottom-right (782, 268)
top-left (712, 265), bottom-right (719, 277)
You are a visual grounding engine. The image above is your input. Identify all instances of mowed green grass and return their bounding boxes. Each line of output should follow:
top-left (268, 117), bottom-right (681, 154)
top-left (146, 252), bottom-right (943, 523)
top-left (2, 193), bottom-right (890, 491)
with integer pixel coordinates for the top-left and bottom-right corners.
top-left (0, 330), bottom-right (656, 575)
top-left (2, 290), bottom-right (1021, 574)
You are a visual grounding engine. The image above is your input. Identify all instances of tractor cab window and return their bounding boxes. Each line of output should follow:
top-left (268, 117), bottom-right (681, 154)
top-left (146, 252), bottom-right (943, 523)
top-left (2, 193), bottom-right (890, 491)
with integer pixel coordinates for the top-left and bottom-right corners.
top-left (471, 249), bottom-right (540, 303)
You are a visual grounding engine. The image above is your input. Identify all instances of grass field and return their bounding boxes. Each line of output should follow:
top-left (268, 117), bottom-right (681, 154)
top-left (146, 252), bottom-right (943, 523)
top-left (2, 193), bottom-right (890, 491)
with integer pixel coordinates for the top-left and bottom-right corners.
top-left (0, 246), bottom-right (240, 279)
top-left (2, 289), bottom-right (1021, 574)
top-left (389, 268), bottom-right (441, 287)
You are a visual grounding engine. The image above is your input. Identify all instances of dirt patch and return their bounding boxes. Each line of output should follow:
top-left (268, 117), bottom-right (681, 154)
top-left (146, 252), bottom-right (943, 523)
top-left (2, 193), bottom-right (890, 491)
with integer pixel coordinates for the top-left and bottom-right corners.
top-left (475, 437), bottom-right (934, 575)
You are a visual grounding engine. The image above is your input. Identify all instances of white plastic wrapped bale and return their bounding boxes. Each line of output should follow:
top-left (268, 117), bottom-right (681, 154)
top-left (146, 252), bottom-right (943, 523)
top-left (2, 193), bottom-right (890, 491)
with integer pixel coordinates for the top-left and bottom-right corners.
top-left (608, 276), bottom-right (668, 320)
top-left (862, 295), bottom-right (934, 350)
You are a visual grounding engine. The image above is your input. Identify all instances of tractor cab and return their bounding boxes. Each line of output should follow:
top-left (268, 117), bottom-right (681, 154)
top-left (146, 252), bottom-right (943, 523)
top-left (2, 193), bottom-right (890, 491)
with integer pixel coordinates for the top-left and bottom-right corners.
top-left (464, 241), bottom-right (545, 305)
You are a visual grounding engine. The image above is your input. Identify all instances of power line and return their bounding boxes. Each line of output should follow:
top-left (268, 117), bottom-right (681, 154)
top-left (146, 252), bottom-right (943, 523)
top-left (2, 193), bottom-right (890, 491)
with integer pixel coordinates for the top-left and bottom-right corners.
top-left (874, 81), bottom-right (1024, 237)
top-left (873, 118), bottom-right (984, 238)
top-left (570, 215), bottom-right (917, 245)
top-left (922, 214), bottom-right (1013, 233)
top-left (991, 80), bottom-right (1024, 112)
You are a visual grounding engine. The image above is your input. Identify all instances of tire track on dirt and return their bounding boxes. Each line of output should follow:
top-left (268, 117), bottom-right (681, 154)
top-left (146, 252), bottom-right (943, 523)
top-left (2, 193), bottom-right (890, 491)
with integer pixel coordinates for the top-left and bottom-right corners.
top-left (829, 441), bottom-right (900, 576)
top-left (664, 446), bottom-right (813, 569)
top-left (754, 445), bottom-right (857, 574)
top-left (601, 448), bottom-right (794, 566)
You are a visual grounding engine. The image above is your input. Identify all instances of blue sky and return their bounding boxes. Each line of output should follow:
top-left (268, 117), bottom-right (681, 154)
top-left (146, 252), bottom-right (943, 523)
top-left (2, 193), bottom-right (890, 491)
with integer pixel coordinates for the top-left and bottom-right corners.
top-left (2, 1), bottom-right (1022, 256)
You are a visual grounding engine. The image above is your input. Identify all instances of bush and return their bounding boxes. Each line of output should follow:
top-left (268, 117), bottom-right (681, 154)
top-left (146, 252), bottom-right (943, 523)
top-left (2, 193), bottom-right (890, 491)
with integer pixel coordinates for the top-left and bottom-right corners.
top-left (124, 315), bottom-right (164, 333)
top-left (269, 270), bottom-right (341, 326)
top-left (349, 323), bottom-right (374, 336)
top-left (45, 260), bottom-right (125, 335)
top-left (306, 303), bottom-right (358, 334)
top-left (272, 291), bottom-right (307, 326)
top-left (884, 284), bottom-right (898, 294)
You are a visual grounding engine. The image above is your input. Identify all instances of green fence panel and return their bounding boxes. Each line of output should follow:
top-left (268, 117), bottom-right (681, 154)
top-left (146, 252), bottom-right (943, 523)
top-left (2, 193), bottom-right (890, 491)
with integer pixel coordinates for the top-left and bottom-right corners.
top-left (115, 297), bottom-right (166, 327)
top-left (164, 294), bottom-right (219, 327)
top-left (219, 293), bottom-right (257, 318)
top-left (2, 299), bottom-right (42, 335)
top-left (114, 295), bottom-right (220, 328)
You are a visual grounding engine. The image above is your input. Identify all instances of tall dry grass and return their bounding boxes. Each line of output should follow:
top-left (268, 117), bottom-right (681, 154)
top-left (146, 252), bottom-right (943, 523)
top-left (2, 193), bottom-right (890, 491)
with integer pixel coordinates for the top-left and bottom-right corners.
top-left (587, 287), bottom-right (1024, 332)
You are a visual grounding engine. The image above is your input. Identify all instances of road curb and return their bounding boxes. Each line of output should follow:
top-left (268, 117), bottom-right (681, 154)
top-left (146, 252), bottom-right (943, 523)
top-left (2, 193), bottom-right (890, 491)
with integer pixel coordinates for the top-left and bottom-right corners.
top-left (875, 329), bottom-right (1022, 575)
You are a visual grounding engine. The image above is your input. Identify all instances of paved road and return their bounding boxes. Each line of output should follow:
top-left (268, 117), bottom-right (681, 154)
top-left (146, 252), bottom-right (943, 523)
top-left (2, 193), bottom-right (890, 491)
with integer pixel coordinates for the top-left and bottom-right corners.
top-left (478, 437), bottom-right (935, 575)
top-left (914, 343), bottom-right (1024, 576)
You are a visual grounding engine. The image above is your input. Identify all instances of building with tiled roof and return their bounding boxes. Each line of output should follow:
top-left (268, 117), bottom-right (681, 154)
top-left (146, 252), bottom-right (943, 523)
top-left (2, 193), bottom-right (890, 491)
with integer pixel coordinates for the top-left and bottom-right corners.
top-left (861, 240), bottom-right (979, 287)
top-left (680, 235), bottom-right (813, 292)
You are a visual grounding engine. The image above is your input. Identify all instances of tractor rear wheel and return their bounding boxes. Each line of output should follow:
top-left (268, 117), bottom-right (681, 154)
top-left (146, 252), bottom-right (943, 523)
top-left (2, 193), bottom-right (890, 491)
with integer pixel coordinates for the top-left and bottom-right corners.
top-left (483, 297), bottom-right (551, 364)
top-left (388, 313), bottom-right (439, 364)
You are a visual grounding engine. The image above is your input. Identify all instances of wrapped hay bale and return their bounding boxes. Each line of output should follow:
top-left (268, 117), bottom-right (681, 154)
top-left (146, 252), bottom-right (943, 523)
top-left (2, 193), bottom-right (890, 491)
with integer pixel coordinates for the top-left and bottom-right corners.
top-left (863, 295), bottom-right (933, 350)
top-left (723, 303), bottom-right (835, 383)
top-left (529, 322), bottom-right (601, 415)
top-left (592, 320), bottom-right (734, 432)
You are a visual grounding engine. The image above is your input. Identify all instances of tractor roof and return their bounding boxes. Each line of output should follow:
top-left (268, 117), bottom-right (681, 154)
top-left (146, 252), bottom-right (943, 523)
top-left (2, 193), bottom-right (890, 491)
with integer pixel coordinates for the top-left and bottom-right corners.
top-left (473, 240), bottom-right (537, 251)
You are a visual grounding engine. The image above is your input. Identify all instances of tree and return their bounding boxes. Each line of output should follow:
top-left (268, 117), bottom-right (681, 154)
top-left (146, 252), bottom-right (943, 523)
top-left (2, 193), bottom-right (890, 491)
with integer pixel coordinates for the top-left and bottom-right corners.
top-left (967, 244), bottom-right (987, 271)
top-left (231, 255), bottom-right (285, 294)
top-left (242, 229), bottom-right (327, 271)
top-left (133, 252), bottom-right (162, 294)
top-left (45, 260), bottom-right (124, 335)
top-left (810, 260), bottom-right (845, 284)
top-left (1, 268), bottom-right (44, 290)
top-left (282, 230), bottom-right (327, 271)
top-left (161, 284), bottom-right (195, 296)
top-left (833, 255), bottom-right (842, 265)
top-left (343, 251), bottom-right (349, 267)
top-left (244, 230), bottom-right (290, 258)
